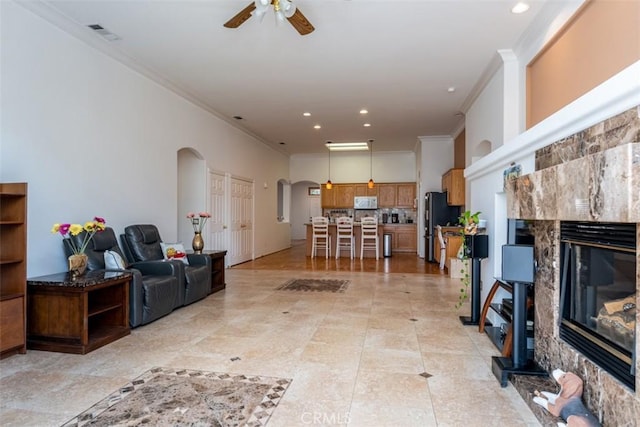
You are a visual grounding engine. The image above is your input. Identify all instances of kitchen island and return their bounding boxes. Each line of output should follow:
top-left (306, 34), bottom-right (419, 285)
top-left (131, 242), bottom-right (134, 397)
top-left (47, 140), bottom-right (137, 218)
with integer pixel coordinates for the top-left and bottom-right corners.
top-left (305, 223), bottom-right (417, 257)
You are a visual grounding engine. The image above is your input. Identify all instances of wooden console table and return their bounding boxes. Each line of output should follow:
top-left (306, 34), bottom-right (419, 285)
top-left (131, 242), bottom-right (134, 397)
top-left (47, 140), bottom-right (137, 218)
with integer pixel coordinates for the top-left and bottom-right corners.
top-left (27, 270), bottom-right (131, 354)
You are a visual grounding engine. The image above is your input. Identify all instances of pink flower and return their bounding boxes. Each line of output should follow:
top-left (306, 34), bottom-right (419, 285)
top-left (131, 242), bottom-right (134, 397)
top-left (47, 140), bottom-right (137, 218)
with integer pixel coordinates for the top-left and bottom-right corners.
top-left (59, 223), bottom-right (71, 236)
top-left (94, 216), bottom-right (105, 224)
top-left (186, 212), bottom-right (195, 218)
top-left (199, 212), bottom-right (211, 218)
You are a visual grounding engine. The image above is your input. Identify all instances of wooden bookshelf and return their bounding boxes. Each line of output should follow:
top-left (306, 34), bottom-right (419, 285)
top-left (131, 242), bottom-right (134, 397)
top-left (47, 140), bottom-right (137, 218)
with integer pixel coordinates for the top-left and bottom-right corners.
top-left (0, 182), bottom-right (27, 358)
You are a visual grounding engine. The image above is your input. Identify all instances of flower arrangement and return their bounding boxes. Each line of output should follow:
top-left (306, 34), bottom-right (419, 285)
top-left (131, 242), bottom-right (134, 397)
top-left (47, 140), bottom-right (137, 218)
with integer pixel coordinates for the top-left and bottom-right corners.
top-left (186, 212), bottom-right (211, 234)
top-left (51, 217), bottom-right (106, 255)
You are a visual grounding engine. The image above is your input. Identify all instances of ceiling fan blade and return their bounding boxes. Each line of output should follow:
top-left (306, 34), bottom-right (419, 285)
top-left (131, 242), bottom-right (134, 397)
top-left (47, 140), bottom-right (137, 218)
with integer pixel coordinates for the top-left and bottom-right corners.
top-left (223, 2), bottom-right (257, 29)
top-left (287, 8), bottom-right (314, 35)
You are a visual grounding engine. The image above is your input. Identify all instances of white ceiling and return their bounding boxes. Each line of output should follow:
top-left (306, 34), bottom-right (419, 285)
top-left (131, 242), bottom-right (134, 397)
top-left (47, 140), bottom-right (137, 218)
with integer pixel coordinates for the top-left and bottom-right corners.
top-left (36, 0), bottom-right (548, 155)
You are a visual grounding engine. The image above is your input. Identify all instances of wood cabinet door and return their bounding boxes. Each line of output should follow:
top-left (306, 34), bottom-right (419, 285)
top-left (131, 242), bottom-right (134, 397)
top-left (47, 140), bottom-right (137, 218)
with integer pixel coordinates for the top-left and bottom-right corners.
top-left (355, 184), bottom-right (378, 197)
top-left (321, 184), bottom-right (336, 208)
top-left (448, 169), bottom-right (465, 205)
top-left (395, 226), bottom-right (417, 252)
top-left (396, 184), bottom-right (416, 208)
top-left (377, 184), bottom-right (396, 207)
top-left (335, 185), bottom-right (355, 208)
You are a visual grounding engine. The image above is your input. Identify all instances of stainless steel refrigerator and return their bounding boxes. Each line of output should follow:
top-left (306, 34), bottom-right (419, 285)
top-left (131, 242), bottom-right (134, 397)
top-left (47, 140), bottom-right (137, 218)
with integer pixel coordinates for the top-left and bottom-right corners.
top-left (425, 192), bottom-right (461, 262)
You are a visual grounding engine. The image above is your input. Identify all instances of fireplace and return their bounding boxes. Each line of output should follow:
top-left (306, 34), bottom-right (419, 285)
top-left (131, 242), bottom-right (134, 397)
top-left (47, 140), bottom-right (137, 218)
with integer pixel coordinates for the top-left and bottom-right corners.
top-left (559, 221), bottom-right (637, 390)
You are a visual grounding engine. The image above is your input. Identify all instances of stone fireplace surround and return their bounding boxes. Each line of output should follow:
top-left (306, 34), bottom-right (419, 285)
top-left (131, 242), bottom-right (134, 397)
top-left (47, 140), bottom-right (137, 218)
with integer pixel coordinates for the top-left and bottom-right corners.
top-left (506, 107), bottom-right (640, 425)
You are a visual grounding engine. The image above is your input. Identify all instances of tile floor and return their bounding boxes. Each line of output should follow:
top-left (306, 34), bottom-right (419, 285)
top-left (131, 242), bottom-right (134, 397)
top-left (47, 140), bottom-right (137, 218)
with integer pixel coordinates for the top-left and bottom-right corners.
top-left (0, 263), bottom-right (541, 426)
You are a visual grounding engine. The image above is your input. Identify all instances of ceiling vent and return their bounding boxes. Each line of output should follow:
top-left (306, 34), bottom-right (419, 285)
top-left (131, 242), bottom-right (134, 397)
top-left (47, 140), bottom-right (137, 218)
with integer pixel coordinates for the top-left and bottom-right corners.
top-left (87, 24), bottom-right (121, 41)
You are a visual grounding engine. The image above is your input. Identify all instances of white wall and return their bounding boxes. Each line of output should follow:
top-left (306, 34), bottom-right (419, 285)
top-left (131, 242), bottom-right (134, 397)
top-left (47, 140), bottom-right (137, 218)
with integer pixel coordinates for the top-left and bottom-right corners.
top-left (290, 181), bottom-right (321, 240)
top-left (465, 69), bottom-right (504, 164)
top-left (0, 1), bottom-right (290, 276)
top-left (290, 151), bottom-right (416, 184)
top-left (416, 136), bottom-right (455, 257)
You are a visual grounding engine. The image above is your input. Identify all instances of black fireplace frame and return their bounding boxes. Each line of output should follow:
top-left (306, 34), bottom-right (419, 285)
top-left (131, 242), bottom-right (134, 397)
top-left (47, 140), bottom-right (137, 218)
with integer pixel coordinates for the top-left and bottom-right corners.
top-left (559, 221), bottom-right (636, 390)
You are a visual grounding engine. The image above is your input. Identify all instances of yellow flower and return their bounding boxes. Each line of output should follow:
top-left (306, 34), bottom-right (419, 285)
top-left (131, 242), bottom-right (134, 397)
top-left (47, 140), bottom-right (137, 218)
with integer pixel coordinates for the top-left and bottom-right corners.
top-left (69, 224), bottom-right (83, 236)
top-left (51, 223), bottom-right (60, 233)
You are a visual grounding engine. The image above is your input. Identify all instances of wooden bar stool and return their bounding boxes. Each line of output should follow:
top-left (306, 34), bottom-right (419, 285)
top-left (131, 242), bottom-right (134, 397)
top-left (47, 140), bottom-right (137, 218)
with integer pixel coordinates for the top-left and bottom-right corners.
top-left (311, 216), bottom-right (331, 258)
top-left (335, 216), bottom-right (355, 259)
top-left (360, 217), bottom-right (379, 259)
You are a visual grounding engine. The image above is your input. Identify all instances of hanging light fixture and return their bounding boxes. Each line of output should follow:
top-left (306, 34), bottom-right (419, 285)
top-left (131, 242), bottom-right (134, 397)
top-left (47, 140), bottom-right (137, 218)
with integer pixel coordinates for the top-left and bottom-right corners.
top-left (326, 143), bottom-right (333, 190)
top-left (368, 139), bottom-right (375, 189)
top-left (253, 0), bottom-right (297, 24)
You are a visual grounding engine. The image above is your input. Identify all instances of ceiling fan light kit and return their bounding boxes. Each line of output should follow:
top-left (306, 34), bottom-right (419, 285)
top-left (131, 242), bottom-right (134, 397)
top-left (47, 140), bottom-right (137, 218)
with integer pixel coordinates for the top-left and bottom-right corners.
top-left (224, 0), bottom-right (315, 35)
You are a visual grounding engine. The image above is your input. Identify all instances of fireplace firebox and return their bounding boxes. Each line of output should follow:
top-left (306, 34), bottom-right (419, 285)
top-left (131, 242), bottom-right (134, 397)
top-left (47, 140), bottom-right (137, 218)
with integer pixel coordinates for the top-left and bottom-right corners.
top-left (559, 222), bottom-right (636, 390)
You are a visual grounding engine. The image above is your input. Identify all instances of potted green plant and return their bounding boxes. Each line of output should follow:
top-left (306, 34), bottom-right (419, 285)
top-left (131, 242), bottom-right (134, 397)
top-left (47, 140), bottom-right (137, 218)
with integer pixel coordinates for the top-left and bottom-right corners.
top-left (455, 210), bottom-right (481, 308)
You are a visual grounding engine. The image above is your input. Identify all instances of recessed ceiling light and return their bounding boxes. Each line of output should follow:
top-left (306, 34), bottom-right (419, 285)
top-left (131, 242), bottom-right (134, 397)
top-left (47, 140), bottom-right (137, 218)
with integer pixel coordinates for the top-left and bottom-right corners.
top-left (511, 2), bottom-right (530, 14)
top-left (447, 87), bottom-right (456, 93)
top-left (233, 115), bottom-right (243, 120)
top-left (314, 124), bottom-right (321, 129)
top-left (279, 142), bottom-right (286, 145)
top-left (360, 109), bottom-right (368, 114)
top-left (325, 142), bottom-right (369, 151)
top-left (363, 123), bottom-right (371, 127)
top-left (303, 112), bottom-right (311, 117)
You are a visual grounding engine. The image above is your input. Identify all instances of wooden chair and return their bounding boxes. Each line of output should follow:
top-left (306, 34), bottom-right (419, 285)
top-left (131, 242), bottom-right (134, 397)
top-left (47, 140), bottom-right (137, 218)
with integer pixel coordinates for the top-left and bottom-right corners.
top-left (360, 217), bottom-right (379, 259)
top-left (311, 216), bottom-right (331, 258)
top-left (335, 216), bottom-right (355, 259)
top-left (436, 225), bottom-right (447, 270)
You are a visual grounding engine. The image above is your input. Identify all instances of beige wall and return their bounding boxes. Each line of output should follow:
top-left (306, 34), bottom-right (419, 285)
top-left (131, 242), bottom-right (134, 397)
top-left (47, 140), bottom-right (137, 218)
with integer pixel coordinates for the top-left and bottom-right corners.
top-left (526, 0), bottom-right (640, 128)
top-left (454, 129), bottom-right (466, 169)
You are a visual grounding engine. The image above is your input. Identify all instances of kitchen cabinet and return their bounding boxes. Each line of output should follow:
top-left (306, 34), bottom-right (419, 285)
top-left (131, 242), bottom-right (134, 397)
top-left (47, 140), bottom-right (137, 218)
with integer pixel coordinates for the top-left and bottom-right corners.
top-left (335, 185), bottom-right (355, 208)
top-left (441, 168), bottom-right (465, 206)
top-left (396, 183), bottom-right (416, 208)
top-left (382, 224), bottom-right (417, 253)
top-left (377, 184), bottom-right (397, 207)
top-left (0, 182), bottom-right (27, 359)
top-left (321, 184), bottom-right (336, 208)
top-left (355, 184), bottom-right (378, 197)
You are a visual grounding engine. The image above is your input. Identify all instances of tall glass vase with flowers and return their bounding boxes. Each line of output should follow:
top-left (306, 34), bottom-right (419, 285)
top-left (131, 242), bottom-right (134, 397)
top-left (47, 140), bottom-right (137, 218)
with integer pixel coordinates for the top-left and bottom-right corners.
top-left (186, 212), bottom-right (211, 253)
top-left (51, 217), bottom-right (106, 279)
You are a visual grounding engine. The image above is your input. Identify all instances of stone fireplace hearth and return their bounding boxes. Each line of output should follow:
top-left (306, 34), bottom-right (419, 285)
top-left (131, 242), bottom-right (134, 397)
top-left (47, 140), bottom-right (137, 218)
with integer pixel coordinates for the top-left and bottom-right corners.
top-left (506, 107), bottom-right (640, 426)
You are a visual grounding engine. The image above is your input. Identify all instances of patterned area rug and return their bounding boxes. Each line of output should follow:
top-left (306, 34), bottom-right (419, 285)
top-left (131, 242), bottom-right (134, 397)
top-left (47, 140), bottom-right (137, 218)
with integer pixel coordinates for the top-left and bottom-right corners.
top-left (276, 278), bottom-right (349, 293)
top-left (63, 367), bottom-right (291, 427)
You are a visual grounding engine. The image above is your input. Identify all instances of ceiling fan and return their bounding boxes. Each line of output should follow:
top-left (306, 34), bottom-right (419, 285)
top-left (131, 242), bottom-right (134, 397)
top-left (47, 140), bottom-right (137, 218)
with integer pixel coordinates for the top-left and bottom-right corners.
top-left (224, 0), bottom-right (315, 36)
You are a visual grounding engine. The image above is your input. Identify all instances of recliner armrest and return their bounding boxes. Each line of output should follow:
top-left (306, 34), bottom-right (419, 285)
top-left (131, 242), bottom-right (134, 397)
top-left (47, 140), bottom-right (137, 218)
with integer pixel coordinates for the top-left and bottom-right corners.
top-left (129, 260), bottom-right (182, 277)
top-left (186, 253), bottom-right (211, 268)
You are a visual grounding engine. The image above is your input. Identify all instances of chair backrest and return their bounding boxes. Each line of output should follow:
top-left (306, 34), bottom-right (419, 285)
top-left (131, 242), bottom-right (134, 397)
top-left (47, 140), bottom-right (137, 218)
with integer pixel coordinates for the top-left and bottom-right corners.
top-left (64, 227), bottom-right (125, 271)
top-left (436, 225), bottom-right (446, 247)
top-left (361, 217), bottom-right (378, 236)
top-left (121, 224), bottom-right (164, 263)
top-left (312, 217), bottom-right (329, 235)
top-left (336, 216), bottom-right (353, 236)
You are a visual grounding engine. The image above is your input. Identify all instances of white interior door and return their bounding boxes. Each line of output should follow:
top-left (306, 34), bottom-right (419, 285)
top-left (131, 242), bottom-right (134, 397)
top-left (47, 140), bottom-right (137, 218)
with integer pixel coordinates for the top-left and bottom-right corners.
top-left (208, 170), bottom-right (226, 251)
top-left (229, 177), bottom-right (254, 265)
top-left (308, 197), bottom-right (321, 221)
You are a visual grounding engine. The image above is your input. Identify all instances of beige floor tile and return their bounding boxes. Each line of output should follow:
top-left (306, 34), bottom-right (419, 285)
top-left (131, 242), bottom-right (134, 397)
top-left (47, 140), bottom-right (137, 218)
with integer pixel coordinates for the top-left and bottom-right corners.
top-left (359, 347), bottom-right (424, 374)
top-left (353, 369), bottom-right (432, 408)
top-left (348, 402), bottom-right (438, 427)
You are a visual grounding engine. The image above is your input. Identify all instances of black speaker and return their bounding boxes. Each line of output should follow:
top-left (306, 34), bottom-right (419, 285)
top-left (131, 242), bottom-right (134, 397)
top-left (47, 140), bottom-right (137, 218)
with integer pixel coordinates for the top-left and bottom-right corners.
top-left (502, 244), bottom-right (535, 283)
top-left (464, 234), bottom-right (489, 259)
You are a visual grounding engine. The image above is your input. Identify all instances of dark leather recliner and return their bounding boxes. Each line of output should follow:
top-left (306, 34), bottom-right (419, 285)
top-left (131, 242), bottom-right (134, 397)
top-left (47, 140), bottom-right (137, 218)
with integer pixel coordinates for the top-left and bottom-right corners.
top-left (120, 224), bottom-right (211, 305)
top-left (63, 227), bottom-right (182, 328)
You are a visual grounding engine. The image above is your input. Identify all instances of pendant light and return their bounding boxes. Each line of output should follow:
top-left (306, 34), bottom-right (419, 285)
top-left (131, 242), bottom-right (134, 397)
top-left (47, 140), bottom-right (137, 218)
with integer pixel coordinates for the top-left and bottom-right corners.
top-left (367, 139), bottom-right (375, 189)
top-left (326, 143), bottom-right (333, 189)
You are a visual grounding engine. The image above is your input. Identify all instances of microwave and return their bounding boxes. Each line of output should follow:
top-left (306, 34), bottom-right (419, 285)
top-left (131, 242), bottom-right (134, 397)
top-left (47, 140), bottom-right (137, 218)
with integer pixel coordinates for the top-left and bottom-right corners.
top-left (354, 196), bottom-right (378, 209)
